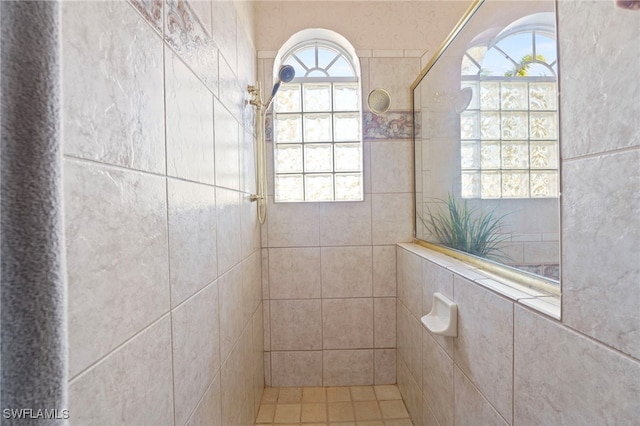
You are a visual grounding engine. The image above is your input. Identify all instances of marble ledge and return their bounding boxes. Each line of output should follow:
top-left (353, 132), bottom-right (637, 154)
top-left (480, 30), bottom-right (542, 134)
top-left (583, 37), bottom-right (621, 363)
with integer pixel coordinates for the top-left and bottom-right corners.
top-left (397, 242), bottom-right (561, 320)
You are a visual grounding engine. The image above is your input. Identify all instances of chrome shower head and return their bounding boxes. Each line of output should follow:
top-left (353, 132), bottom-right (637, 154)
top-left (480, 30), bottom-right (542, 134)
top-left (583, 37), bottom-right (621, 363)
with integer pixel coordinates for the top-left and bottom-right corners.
top-left (266, 65), bottom-right (296, 110)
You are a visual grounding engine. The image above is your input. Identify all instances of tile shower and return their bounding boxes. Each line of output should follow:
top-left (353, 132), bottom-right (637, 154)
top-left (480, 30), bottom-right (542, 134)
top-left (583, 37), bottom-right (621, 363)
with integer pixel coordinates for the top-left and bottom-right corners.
top-left (59, 0), bottom-right (638, 425)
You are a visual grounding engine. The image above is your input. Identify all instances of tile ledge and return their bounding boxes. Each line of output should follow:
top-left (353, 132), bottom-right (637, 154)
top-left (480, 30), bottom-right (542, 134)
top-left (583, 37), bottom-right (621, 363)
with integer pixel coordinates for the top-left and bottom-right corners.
top-left (397, 242), bottom-right (561, 320)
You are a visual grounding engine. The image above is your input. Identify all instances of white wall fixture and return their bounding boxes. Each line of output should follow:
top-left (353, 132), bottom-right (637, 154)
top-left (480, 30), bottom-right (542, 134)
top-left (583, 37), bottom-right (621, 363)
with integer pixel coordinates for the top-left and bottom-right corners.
top-left (421, 292), bottom-right (458, 337)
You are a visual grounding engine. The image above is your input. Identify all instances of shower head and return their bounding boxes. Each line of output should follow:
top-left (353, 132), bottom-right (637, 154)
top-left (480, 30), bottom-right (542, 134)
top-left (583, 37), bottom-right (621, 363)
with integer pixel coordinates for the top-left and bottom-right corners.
top-left (266, 65), bottom-right (296, 110)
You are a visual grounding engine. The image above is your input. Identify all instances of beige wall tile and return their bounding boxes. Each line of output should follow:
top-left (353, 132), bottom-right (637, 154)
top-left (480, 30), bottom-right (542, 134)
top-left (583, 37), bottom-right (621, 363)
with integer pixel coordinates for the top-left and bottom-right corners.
top-left (172, 283), bottom-right (220, 425)
top-left (321, 247), bottom-right (373, 298)
top-left (65, 160), bottom-right (169, 377)
top-left (374, 298), bottom-right (396, 348)
top-left (185, 373), bottom-right (222, 426)
top-left (396, 247), bottom-right (422, 319)
top-left (514, 305), bottom-right (640, 425)
top-left (61, 1), bottom-right (165, 174)
top-left (165, 47), bottom-right (215, 185)
top-left (167, 179), bottom-right (217, 307)
top-left (268, 247), bottom-right (321, 299)
top-left (373, 245), bottom-right (397, 297)
top-left (216, 187), bottom-right (242, 275)
top-left (454, 367), bottom-right (507, 426)
top-left (214, 99), bottom-right (240, 191)
top-left (266, 198), bottom-right (320, 247)
top-left (374, 349), bottom-right (396, 385)
top-left (270, 299), bottom-right (322, 350)
top-left (68, 318), bottom-right (173, 424)
top-left (319, 199), bottom-right (373, 246)
top-left (558, 0), bottom-right (639, 159)
top-left (369, 58), bottom-right (421, 110)
top-left (370, 141), bottom-right (413, 194)
top-left (372, 193), bottom-right (413, 245)
top-left (323, 299), bottom-right (374, 349)
top-left (240, 190), bottom-right (261, 258)
top-left (422, 395), bottom-right (438, 426)
top-left (323, 349), bottom-right (374, 386)
top-left (218, 265), bottom-right (243, 362)
top-left (221, 332), bottom-right (247, 425)
top-left (211, 0), bottom-right (237, 75)
top-left (271, 351), bottom-right (322, 387)
top-left (454, 276), bottom-right (513, 421)
top-left (397, 356), bottom-right (422, 424)
top-left (562, 150), bottom-right (640, 359)
top-left (422, 331), bottom-right (453, 426)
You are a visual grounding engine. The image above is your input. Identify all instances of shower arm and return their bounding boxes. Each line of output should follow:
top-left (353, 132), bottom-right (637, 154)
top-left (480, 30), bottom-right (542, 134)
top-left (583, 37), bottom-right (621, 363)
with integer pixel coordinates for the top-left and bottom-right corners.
top-left (248, 82), bottom-right (269, 224)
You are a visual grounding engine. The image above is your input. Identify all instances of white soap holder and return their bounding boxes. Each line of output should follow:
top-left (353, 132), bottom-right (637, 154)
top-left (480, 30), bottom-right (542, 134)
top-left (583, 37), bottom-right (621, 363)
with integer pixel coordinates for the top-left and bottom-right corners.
top-left (421, 293), bottom-right (458, 337)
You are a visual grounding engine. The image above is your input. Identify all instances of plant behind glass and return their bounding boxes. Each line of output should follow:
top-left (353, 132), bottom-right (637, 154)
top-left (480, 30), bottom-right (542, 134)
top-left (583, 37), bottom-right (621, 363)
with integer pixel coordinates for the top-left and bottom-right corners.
top-left (420, 194), bottom-right (512, 261)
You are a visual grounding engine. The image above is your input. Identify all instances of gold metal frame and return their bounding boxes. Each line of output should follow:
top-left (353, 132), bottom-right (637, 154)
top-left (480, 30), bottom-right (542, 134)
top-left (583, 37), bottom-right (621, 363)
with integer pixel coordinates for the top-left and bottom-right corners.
top-left (409, 0), bottom-right (561, 299)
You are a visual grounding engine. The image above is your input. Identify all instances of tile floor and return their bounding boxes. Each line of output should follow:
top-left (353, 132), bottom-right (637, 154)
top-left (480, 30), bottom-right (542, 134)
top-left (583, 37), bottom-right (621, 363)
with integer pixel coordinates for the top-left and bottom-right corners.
top-left (255, 385), bottom-right (413, 426)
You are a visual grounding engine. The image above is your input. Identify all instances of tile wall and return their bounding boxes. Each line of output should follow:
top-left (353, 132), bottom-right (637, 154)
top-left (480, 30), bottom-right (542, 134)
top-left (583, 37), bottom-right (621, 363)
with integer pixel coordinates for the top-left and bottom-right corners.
top-left (259, 50), bottom-right (418, 387)
top-left (254, 0), bottom-right (470, 389)
top-left (62, 1), bottom-right (263, 424)
top-left (397, 1), bottom-right (640, 424)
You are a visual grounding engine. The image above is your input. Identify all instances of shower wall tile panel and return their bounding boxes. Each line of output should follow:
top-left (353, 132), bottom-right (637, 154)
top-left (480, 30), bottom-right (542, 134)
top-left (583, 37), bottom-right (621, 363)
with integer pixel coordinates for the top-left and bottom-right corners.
top-left (557, 0), bottom-right (640, 361)
top-left (270, 351), bottom-right (323, 387)
top-left (211, 0), bottom-right (237, 76)
top-left (514, 305), bottom-right (640, 425)
top-left (68, 317), bottom-right (174, 424)
top-left (268, 247), bottom-right (321, 299)
top-left (318, 199), bottom-right (373, 246)
top-left (218, 265), bottom-right (244, 362)
top-left (214, 99), bottom-right (241, 191)
top-left (370, 140), bottom-right (413, 193)
top-left (64, 159), bottom-right (169, 378)
top-left (63, 0), bottom-right (261, 424)
top-left (373, 245), bottom-right (397, 297)
top-left (216, 187), bottom-right (242, 275)
top-left (453, 275), bottom-right (514, 421)
top-left (454, 367), bottom-right (508, 426)
top-left (62, 1), bottom-right (165, 174)
top-left (171, 282), bottom-right (220, 425)
top-left (322, 298), bottom-right (374, 349)
top-left (185, 373), bottom-right (222, 426)
top-left (397, 243), bottom-right (640, 426)
top-left (258, 1), bottom-right (470, 391)
top-left (562, 149), bottom-right (640, 359)
top-left (373, 349), bottom-right (396, 385)
top-left (270, 299), bottom-right (322, 351)
top-left (421, 330), bottom-right (454, 426)
top-left (373, 297), bottom-right (396, 348)
top-left (167, 178), bottom-right (217, 307)
top-left (163, 0), bottom-right (219, 93)
top-left (165, 47), bottom-right (215, 185)
top-left (321, 246), bottom-right (373, 298)
top-left (558, 0), bottom-right (639, 159)
top-left (323, 349), bottom-right (374, 386)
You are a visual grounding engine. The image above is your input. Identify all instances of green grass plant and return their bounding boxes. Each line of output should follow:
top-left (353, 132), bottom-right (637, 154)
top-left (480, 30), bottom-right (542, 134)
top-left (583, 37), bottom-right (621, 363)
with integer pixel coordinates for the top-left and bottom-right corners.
top-left (420, 194), bottom-right (512, 261)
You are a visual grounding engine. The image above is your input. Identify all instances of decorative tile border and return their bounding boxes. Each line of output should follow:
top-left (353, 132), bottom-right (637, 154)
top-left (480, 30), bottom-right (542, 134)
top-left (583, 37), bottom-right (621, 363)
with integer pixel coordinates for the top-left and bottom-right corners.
top-left (265, 110), bottom-right (415, 143)
top-left (363, 111), bottom-right (414, 140)
top-left (129, 0), bottom-right (163, 33)
top-left (130, 0), bottom-right (218, 94)
top-left (163, 0), bottom-right (218, 93)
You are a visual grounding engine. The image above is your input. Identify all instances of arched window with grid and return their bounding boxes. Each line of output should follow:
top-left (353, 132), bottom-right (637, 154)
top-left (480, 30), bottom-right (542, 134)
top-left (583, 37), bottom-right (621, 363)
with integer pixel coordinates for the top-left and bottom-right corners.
top-left (273, 32), bottom-right (363, 202)
top-left (459, 13), bottom-right (559, 199)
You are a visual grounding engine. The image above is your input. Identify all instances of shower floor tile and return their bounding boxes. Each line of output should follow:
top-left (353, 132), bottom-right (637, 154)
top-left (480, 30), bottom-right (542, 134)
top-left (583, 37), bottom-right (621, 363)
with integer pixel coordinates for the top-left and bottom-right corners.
top-left (255, 385), bottom-right (412, 425)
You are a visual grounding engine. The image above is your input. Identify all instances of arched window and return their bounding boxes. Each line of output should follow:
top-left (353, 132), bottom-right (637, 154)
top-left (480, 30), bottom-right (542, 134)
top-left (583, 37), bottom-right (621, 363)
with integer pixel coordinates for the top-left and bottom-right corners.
top-left (273, 29), bottom-right (363, 202)
top-left (459, 13), bottom-right (559, 199)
